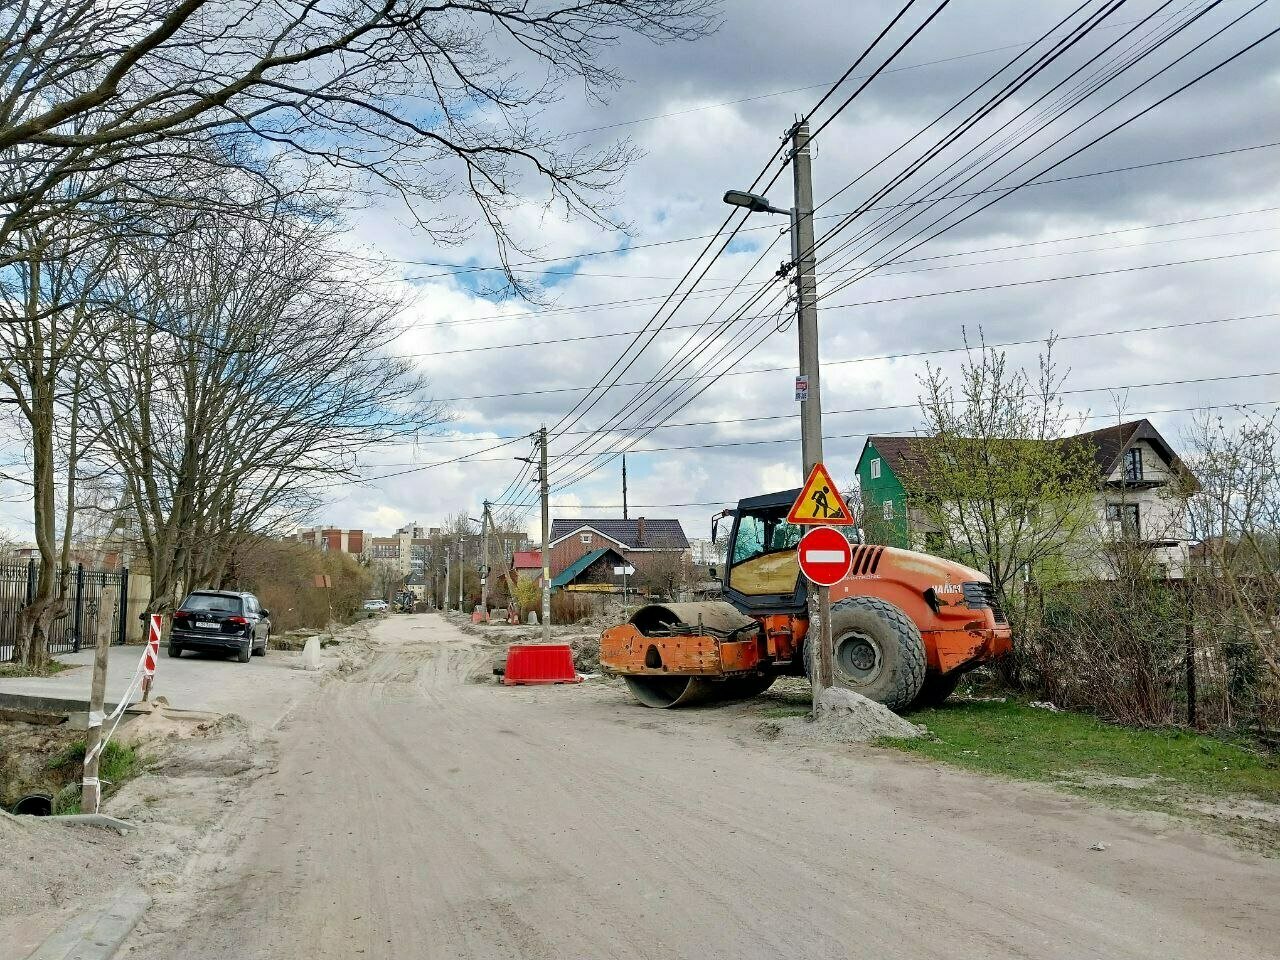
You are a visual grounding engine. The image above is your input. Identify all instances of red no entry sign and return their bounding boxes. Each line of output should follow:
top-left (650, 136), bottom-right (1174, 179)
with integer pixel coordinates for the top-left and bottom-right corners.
top-left (797, 526), bottom-right (853, 586)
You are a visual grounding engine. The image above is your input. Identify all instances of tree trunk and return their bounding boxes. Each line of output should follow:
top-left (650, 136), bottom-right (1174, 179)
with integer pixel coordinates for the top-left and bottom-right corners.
top-left (16, 382), bottom-right (60, 669)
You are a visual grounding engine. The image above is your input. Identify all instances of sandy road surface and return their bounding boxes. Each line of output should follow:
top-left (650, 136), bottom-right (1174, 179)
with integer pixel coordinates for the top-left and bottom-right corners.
top-left (119, 613), bottom-right (1280, 960)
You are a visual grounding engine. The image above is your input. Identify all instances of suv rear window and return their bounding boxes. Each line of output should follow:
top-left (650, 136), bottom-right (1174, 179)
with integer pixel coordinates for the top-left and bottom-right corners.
top-left (181, 593), bottom-right (244, 614)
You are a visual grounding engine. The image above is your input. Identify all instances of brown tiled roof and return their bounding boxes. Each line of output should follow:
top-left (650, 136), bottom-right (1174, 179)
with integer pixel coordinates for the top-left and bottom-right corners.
top-left (549, 518), bottom-right (689, 549)
top-left (867, 419), bottom-right (1186, 484)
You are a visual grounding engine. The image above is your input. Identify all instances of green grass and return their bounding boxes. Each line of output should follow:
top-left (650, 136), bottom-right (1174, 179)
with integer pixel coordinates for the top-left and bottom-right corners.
top-left (881, 699), bottom-right (1280, 849)
top-left (46, 738), bottom-right (142, 787)
top-left (0, 659), bottom-right (74, 678)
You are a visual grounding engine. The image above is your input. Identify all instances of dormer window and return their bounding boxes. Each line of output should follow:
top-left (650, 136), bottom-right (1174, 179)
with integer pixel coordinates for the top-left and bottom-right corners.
top-left (1124, 447), bottom-right (1143, 482)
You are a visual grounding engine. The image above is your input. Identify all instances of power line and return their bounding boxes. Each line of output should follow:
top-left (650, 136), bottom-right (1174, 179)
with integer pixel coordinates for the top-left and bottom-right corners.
top-left (815, 1), bottom-right (1277, 308)
top-left (810, 0), bottom-right (1217, 276)
top-left (402, 311), bottom-right (1280, 444)
top-left (390, 137), bottom-right (1278, 330)
top-left (347, 369), bottom-right (1280, 477)
top-left (379, 220), bottom-right (1276, 360)
top-left (497, 5), bottom-right (1280, 511)
top-left (532, 1), bottom-right (1234, 499)
top-left (424, 244), bottom-right (1275, 404)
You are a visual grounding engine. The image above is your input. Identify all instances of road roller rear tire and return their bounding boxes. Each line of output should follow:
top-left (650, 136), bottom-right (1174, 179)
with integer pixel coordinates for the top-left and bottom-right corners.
top-left (804, 596), bottom-right (925, 712)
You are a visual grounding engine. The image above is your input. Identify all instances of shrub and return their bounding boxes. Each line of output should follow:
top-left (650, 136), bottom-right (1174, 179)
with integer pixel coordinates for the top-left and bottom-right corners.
top-left (224, 537), bottom-right (373, 630)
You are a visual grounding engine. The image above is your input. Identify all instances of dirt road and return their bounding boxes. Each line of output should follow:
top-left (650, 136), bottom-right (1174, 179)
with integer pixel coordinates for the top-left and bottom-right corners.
top-left (119, 613), bottom-right (1280, 960)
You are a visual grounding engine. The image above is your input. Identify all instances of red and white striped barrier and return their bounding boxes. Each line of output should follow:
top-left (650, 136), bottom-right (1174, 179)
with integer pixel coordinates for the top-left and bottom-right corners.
top-left (140, 613), bottom-right (161, 700)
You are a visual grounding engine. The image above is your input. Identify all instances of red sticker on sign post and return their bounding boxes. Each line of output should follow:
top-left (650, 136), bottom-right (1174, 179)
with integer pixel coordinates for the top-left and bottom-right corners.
top-left (796, 526), bottom-right (853, 587)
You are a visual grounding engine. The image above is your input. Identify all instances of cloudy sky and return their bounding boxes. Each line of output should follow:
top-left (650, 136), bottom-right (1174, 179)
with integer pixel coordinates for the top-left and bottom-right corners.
top-left (30, 0), bottom-right (1270, 546)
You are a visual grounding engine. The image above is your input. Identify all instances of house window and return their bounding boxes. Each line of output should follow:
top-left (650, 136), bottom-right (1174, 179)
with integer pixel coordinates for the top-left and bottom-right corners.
top-left (1124, 447), bottom-right (1143, 482)
top-left (883, 500), bottom-right (894, 521)
top-left (1107, 503), bottom-right (1140, 538)
top-left (580, 533), bottom-right (592, 544)
top-left (870, 458), bottom-right (881, 479)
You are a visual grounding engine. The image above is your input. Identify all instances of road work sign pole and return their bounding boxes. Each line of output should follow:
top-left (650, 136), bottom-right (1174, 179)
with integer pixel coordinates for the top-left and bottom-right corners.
top-left (789, 120), bottom-right (834, 715)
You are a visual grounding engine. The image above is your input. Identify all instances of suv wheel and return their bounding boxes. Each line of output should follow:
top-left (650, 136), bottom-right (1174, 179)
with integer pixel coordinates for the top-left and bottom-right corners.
top-left (253, 631), bottom-right (268, 656)
top-left (237, 639), bottom-right (251, 663)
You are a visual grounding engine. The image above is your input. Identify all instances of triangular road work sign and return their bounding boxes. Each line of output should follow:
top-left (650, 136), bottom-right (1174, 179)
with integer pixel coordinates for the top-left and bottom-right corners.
top-left (787, 462), bottom-right (853, 525)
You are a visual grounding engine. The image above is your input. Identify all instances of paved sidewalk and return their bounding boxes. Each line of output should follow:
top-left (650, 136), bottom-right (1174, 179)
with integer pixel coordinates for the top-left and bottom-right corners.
top-left (0, 645), bottom-right (325, 727)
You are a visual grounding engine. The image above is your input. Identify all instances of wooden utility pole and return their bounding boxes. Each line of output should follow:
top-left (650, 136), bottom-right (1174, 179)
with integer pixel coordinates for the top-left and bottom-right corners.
top-left (622, 454), bottom-right (629, 520)
top-left (81, 634), bottom-right (111, 813)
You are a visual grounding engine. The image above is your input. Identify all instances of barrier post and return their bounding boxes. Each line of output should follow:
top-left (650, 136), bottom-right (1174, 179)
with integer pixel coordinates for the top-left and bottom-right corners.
top-left (140, 614), bottom-right (161, 701)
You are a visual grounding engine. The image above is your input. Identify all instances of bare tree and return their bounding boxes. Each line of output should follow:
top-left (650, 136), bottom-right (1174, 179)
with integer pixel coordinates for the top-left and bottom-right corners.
top-left (0, 214), bottom-right (121, 666)
top-left (0, 1), bottom-right (719, 283)
top-left (1180, 410), bottom-right (1280, 726)
top-left (82, 198), bottom-right (444, 613)
top-left (638, 550), bottom-right (690, 600)
top-left (904, 337), bottom-right (1100, 614)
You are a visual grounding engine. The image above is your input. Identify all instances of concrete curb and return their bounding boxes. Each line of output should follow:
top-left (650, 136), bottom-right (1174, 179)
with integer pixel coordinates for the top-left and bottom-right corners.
top-left (24, 885), bottom-right (149, 960)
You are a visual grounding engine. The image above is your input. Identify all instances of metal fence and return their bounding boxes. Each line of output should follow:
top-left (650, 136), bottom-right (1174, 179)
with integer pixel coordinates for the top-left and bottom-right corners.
top-left (0, 559), bottom-right (130, 662)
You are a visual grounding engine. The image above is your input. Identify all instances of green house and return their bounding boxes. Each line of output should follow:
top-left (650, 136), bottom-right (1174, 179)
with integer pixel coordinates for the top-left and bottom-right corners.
top-left (854, 437), bottom-right (912, 547)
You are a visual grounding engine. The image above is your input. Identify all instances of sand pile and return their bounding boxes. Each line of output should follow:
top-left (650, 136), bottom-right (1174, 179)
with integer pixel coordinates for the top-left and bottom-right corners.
top-left (775, 688), bottom-right (924, 743)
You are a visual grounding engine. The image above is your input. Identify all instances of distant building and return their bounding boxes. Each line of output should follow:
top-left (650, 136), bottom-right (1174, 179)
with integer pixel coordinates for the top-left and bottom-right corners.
top-left (364, 526), bottom-right (432, 577)
top-left (511, 549), bottom-right (544, 584)
top-left (288, 527), bottom-right (365, 554)
top-left (548, 517), bottom-right (690, 588)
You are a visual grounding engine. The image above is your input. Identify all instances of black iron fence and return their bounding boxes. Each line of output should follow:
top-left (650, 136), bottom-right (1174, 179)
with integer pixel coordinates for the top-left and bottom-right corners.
top-left (0, 559), bottom-right (130, 661)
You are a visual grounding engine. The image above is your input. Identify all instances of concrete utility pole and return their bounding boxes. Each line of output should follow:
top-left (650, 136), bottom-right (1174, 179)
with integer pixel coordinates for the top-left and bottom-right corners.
top-left (480, 500), bottom-right (491, 617)
top-left (443, 548), bottom-right (450, 612)
top-left (789, 120), bottom-right (834, 714)
top-left (537, 426), bottom-right (552, 642)
top-left (455, 539), bottom-right (463, 613)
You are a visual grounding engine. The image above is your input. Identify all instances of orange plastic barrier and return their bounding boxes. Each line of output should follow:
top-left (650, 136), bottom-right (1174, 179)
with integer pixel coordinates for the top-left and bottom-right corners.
top-left (502, 644), bottom-right (581, 685)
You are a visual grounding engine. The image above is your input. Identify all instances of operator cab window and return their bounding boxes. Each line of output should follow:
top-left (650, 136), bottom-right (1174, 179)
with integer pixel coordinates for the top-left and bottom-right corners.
top-left (732, 513), bottom-right (803, 566)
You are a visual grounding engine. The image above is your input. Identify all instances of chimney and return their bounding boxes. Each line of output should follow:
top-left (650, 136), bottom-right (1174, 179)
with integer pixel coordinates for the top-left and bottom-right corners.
top-left (636, 516), bottom-right (645, 547)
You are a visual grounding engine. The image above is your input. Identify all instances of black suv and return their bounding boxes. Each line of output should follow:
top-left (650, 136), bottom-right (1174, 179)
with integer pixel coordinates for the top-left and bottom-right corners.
top-left (170, 591), bottom-right (271, 662)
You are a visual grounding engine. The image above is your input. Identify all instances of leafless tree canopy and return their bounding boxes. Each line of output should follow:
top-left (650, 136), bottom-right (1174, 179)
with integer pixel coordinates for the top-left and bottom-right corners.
top-left (79, 199), bottom-right (444, 612)
top-left (0, 0), bottom-right (720, 279)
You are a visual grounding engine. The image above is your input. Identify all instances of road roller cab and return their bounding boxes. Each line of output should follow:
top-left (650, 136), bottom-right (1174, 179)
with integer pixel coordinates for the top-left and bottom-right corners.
top-left (599, 487), bottom-right (1012, 710)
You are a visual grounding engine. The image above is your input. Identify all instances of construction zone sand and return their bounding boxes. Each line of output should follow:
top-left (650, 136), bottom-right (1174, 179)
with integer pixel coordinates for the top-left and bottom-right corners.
top-left (767, 687), bottom-right (925, 743)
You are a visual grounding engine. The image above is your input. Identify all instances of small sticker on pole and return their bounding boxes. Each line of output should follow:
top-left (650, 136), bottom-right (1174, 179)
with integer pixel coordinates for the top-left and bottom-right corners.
top-left (794, 376), bottom-right (809, 401)
top-left (787, 462), bottom-right (853, 526)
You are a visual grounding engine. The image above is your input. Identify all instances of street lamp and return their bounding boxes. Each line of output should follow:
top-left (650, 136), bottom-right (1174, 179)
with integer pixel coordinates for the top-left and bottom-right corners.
top-left (722, 189), bottom-right (789, 216)
top-left (722, 189), bottom-right (800, 270)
